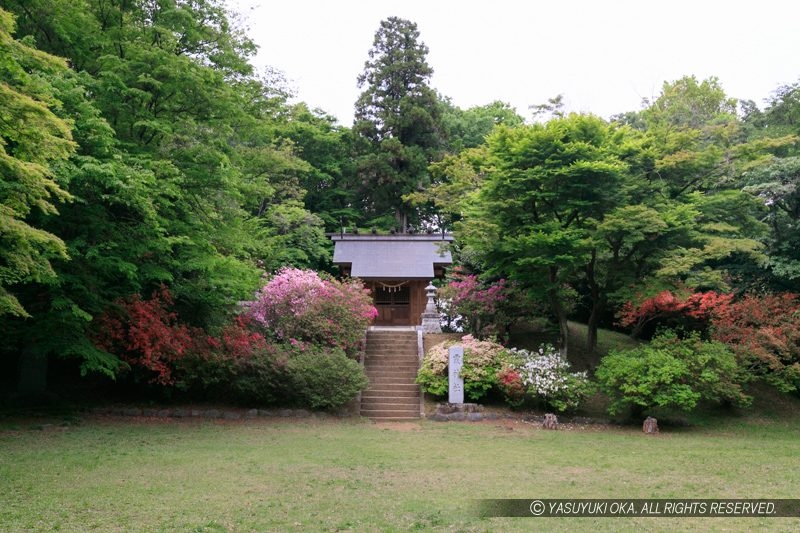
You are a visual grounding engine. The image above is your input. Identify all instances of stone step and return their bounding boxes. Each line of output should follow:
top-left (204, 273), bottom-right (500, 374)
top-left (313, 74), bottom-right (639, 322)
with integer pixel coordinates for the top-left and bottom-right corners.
top-left (364, 377), bottom-right (418, 383)
top-left (362, 330), bottom-right (421, 420)
top-left (365, 365), bottom-right (418, 372)
top-left (361, 397), bottom-right (419, 407)
top-left (367, 340), bottom-right (417, 351)
top-left (360, 408), bottom-right (420, 418)
top-left (362, 394), bottom-right (419, 403)
top-left (365, 358), bottom-right (419, 363)
top-left (362, 389), bottom-right (420, 398)
top-left (366, 343), bottom-right (417, 348)
top-left (364, 359), bottom-right (419, 366)
top-left (366, 370), bottom-right (418, 377)
top-left (366, 376), bottom-right (420, 385)
top-left (364, 382), bottom-right (420, 392)
top-left (365, 357), bottom-right (417, 362)
top-left (365, 363), bottom-right (419, 370)
top-left (365, 348), bottom-right (417, 354)
top-left (367, 373), bottom-right (417, 386)
top-left (365, 345), bottom-right (417, 351)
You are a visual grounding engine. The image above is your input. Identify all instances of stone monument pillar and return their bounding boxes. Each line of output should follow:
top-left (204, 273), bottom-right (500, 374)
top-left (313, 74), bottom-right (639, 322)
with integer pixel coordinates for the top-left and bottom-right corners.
top-left (448, 345), bottom-right (464, 404)
top-left (421, 282), bottom-right (442, 333)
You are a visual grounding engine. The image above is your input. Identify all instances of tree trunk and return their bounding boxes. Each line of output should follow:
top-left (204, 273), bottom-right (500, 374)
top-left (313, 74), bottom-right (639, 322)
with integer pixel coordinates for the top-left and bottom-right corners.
top-left (547, 266), bottom-right (569, 357)
top-left (17, 343), bottom-right (47, 395)
top-left (587, 305), bottom-right (600, 356)
top-left (629, 319), bottom-right (647, 340)
top-left (394, 208), bottom-right (408, 233)
top-left (585, 250), bottom-right (601, 354)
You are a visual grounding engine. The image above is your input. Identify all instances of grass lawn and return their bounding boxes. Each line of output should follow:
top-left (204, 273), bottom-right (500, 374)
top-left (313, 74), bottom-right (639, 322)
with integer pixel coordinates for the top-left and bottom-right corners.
top-left (2, 407), bottom-right (800, 532)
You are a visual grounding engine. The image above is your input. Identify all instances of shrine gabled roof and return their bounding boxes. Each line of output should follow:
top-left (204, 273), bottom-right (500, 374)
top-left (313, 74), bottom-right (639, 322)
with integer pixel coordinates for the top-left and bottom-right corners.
top-left (330, 234), bottom-right (453, 279)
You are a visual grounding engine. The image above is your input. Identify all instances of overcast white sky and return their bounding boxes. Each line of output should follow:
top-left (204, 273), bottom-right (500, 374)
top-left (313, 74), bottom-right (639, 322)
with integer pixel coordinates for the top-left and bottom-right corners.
top-left (228, 0), bottom-right (800, 125)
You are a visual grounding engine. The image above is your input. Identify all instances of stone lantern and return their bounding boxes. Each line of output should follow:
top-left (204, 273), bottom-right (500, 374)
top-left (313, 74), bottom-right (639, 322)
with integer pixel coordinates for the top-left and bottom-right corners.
top-left (421, 282), bottom-right (442, 333)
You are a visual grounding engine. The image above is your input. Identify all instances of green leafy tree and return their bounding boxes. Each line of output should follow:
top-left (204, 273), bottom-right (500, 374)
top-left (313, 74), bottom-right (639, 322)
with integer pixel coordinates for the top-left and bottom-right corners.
top-left (458, 114), bottom-right (632, 354)
top-left (742, 156), bottom-right (800, 289)
top-left (739, 82), bottom-right (800, 290)
top-left (353, 17), bottom-right (444, 231)
top-left (0, 8), bottom-right (74, 317)
top-left (530, 94), bottom-right (566, 122)
top-left (608, 76), bottom-right (772, 297)
top-left (760, 80), bottom-right (800, 141)
top-left (440, 99), bottom-right (523, 152)
top-left (0, 0), bottom-right (330, 391)
top-left (406, 100), bottom-right (523, 230)
top-left (279, 103), bottom-right (359, 233)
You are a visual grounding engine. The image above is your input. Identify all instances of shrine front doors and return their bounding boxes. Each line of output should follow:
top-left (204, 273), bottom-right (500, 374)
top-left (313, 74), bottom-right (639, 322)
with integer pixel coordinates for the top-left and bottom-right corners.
top-left (373, 282), bottom-right (411, 326)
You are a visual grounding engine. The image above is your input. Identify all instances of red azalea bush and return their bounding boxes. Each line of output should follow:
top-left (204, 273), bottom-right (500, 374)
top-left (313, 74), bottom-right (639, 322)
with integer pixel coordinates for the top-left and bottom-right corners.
top-left (94, 285), bottom-right (199, 385)
top-left (618, 289), bottom-right (734, 339)
top-left (620, 289), bottom-right (800, 394)
top-left (94, 283), bottom-right (370, 409)
top-left (245, 268), bottom-right (377, 355)
top-left (710, 293), bottom-right (800, 393)
top-left (174, 315), bottom-right (285, 403)
top-left (497, 367), bottom-right (526, 407)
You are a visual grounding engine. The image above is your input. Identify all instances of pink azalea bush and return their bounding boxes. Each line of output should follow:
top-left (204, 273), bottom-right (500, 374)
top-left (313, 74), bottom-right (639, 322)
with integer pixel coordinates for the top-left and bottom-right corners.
top-left (416, 335), bottom-right (511, 400)
top-left (437, 267), bottom-right (527, 340)
top-left (245, 268), bottom-right (377, 356)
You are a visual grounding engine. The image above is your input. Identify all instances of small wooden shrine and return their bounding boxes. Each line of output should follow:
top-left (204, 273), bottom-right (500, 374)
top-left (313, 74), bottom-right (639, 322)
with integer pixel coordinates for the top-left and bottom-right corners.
top-left (330, 233), bottom-right (453, 326)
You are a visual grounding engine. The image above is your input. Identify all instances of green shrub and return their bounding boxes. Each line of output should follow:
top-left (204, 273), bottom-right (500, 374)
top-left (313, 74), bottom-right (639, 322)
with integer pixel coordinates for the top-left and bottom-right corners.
top-left (177, 345), bottom-right (290, 405)
top-left (595, 331), bottom-right (751, 416)
top-left (228, 348), bottom-right (291, 405)
top-left (286, 347), bottom-right (369, 410)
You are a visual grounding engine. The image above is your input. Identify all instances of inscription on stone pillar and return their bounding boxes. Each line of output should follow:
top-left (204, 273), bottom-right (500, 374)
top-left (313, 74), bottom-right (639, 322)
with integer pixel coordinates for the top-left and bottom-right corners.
top-left (448, 345), bottom-right (464, 404)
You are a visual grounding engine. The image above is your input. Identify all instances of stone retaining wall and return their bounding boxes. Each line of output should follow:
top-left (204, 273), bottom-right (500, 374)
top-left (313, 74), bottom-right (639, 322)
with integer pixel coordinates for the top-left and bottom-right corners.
top-left (89, 406), bottom-right (353, 420)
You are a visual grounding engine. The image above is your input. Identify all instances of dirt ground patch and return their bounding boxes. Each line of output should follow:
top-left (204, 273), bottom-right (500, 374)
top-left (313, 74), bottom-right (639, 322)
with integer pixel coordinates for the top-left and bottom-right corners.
top-left (372, 421), bottom-right (422, 431)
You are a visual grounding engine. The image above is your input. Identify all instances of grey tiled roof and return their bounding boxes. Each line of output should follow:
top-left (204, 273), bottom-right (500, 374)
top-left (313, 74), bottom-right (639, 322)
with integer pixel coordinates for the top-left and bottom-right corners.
top-left (331, 235), bottom-right (453, 279)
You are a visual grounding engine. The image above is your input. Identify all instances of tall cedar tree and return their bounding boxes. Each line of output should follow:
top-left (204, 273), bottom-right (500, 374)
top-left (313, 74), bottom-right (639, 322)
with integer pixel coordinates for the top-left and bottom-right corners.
top-left (353, 17), bottom-right (444, 231)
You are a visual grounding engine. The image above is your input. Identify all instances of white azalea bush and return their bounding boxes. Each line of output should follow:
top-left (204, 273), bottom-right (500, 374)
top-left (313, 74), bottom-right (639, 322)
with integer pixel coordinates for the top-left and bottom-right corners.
top-left (500, 344), bottom-right (593, 412)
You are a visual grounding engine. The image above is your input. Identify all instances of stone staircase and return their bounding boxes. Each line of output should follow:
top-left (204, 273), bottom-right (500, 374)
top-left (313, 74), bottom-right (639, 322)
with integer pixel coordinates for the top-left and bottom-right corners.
top-left (361, 329), bottom-right (421, 421)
